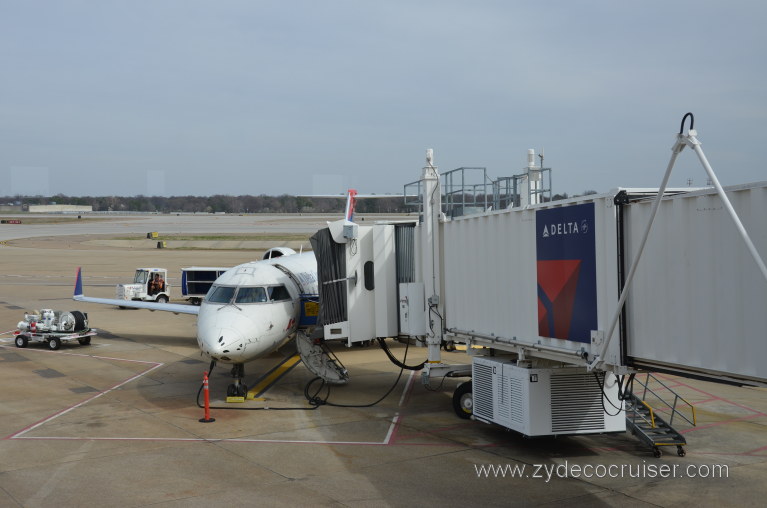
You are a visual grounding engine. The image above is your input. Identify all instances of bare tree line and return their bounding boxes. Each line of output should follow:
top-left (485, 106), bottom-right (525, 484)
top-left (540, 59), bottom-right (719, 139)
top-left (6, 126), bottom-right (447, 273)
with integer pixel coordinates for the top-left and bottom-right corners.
top-left (1, 194), bottom-right (409, 214)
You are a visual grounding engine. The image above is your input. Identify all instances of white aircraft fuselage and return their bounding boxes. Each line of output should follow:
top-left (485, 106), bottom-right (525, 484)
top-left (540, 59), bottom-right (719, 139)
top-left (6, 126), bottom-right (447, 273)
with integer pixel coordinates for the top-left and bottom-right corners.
top-left (196, 252), bottom-right (318, 365)
top-left (74, 249), bottom-right (319, 395)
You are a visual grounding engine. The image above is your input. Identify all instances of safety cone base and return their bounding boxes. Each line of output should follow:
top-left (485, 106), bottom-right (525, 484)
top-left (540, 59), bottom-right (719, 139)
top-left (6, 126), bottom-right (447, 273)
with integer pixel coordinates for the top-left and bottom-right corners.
top-left (198, 417), bottom-right (216, 423)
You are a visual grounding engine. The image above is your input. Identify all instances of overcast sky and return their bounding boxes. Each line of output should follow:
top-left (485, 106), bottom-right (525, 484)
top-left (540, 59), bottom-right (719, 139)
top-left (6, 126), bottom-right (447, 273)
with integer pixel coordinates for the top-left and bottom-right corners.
top-left (1, 1), bottom-right (765, 197)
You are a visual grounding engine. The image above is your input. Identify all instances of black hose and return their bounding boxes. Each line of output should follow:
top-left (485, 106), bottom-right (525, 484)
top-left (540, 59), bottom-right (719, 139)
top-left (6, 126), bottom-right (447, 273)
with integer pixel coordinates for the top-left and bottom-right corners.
top-left (679, 112), bottom-right (694, 134)
top-left (377, 338), bottom-right (425, 371)
top-left (303, 338), bottom-right (413, 408)
top-left (594, 372), bottom-right (624, 416)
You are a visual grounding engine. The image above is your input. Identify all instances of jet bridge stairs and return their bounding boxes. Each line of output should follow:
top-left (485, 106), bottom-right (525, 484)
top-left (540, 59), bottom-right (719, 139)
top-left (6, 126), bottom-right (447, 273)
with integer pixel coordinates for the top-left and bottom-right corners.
top-left (624, 373), bottom-right (697, 457)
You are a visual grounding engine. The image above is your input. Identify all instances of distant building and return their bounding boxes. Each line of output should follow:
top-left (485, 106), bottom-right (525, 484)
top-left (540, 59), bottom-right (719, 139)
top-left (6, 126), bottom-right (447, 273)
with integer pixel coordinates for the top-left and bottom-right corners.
top-left (27, 204), bottom-right (92, 213)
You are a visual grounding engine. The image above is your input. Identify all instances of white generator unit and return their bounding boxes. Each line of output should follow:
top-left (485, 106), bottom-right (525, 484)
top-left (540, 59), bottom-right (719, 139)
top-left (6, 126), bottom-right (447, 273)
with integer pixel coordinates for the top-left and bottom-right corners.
top-left (471, 357), bottom-right (626, 436)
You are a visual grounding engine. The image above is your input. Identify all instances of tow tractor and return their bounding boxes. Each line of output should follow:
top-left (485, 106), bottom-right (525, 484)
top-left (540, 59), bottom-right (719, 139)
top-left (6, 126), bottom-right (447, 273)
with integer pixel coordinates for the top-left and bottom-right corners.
top-left (14, 309), bottom-right (96, 350)
top-left (117, 268), bottom-right (170, 304)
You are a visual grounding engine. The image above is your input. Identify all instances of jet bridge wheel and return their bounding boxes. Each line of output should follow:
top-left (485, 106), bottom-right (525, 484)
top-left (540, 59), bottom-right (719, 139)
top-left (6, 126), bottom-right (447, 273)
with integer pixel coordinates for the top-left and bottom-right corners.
top-left (452, 381), bottom-right (473, 420)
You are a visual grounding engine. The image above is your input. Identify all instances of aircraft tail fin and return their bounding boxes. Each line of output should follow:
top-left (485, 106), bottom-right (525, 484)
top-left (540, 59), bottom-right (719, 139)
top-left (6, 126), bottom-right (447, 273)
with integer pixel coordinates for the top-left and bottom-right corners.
top-left (74, 267), bottom-right (84, 297)
top-left (344, 189), bottom-right (358, 222)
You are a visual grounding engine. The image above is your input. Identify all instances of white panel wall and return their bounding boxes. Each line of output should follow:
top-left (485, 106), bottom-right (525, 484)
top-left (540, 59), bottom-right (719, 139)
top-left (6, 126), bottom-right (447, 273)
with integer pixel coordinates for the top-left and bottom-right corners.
top-left (373, 225), bottom-right (398, 338)
top-left (625, 183), bottom-right (767, 383)
top-left (442, 196), bottom-right (622, 361)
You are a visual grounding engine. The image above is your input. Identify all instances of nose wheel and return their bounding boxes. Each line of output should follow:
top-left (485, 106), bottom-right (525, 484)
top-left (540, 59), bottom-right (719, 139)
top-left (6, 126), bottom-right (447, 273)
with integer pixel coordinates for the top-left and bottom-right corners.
top-left (227, 363), bottom-right (248, 398)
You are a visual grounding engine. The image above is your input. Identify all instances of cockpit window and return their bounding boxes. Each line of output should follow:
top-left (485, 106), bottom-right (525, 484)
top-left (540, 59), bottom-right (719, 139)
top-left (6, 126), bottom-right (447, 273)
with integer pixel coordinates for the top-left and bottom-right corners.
top-left (235, 287), bottom-right (267, 304)
top-left (268, 285), bottom-right (292, 302)
top-left (206, 285), bottom-right (235, 304)
top-left (205, 284), bottom-right (291, 304)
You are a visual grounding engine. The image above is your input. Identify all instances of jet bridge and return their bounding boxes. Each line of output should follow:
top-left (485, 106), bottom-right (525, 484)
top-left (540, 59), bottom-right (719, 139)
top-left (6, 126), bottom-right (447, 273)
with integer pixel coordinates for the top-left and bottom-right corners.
top-left (440, 181), bottom-right (767, 386)
top-left (310, 117), bottom-right (767, 442)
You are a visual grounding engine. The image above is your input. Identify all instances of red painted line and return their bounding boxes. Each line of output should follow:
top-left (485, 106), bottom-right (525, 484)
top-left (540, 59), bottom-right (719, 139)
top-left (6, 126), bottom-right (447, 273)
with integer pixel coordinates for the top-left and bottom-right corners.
top-left (386, 370), bottom-right (417, 445)
top-left (745, 444), bottom-right (767, 456)
top-left (689, 397), bottom-right (718, 405)
top-left (5, 361), bottom-right (163, 440)
top-left (679, 413), bottom-right (764, 434)
top-left (3, 345), bottom-right (420, 447)
top-left (652, 374), bottom-right (767, 417)
top-left (2, 346), bottom-right (163, 440)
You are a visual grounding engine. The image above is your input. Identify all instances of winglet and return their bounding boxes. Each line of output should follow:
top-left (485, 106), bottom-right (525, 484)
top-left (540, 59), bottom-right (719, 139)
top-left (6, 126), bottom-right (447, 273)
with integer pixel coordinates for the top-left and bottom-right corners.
top-left (74, 267), bottom-right (83, 297)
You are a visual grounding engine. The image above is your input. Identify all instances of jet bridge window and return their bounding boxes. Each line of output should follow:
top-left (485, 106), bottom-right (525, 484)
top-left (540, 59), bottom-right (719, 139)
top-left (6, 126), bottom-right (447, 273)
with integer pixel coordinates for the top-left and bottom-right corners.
top-left (268, 285), bottom-right (291, 302)
top-left (235, 287), bottom-right (268, 304)
top-left (206, 285), bottom-right (235, 304)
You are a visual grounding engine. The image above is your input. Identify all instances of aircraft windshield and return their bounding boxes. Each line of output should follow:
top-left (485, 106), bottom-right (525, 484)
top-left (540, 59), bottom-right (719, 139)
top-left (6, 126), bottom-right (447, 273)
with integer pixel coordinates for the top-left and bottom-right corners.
top-left (268, 285), bottom-right (292, 301)
top-left (206, 285), bottom-right (236, 304)
top-left (235, 287), bottom-right (267, 303)
top-left (205, 284), bottom-right (292, 304)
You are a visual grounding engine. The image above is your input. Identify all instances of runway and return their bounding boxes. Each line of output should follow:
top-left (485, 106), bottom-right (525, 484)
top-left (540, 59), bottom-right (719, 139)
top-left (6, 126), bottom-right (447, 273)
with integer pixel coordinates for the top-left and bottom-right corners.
top-left (0, 214), bottom-right (765, 507)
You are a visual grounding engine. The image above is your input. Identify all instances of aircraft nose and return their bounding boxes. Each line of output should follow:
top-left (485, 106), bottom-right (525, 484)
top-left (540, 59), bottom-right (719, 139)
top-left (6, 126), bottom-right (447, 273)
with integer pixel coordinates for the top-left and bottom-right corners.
top-left (203, 327), bottom-right (247, 361)
top-left (197, 306), bottom-right (254, 362)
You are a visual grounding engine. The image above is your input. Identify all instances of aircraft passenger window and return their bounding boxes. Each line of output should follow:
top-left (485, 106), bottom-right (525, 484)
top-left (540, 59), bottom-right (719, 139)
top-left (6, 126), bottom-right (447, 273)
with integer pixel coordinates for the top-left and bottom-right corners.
top-left (268, 285), bottom-right (291, 302)
top-left (235, 287), bottom-right (267, 304)
top-left (206, 285), bottom-right (236, 304)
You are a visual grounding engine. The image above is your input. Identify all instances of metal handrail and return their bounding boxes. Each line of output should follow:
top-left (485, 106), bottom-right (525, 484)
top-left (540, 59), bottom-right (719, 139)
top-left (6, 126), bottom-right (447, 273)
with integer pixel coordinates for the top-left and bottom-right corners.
top-left (637, 373), bottom-right (696, 427)
top-left (626, 395), bottom-right (656, 429)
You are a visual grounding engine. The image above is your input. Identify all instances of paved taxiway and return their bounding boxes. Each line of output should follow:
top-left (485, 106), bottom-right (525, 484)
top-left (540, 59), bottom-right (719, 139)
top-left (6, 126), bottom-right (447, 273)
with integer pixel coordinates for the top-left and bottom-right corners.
top-left (1, 214), bottom-right (766, 507)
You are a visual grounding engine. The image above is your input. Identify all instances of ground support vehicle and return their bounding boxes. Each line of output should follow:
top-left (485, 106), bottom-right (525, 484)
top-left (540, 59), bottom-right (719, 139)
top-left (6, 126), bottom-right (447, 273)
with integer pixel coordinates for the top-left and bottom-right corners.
top-left (14, 309), bottom-right (96, 350)
top-left (117, 268), bottom-right (170, 304)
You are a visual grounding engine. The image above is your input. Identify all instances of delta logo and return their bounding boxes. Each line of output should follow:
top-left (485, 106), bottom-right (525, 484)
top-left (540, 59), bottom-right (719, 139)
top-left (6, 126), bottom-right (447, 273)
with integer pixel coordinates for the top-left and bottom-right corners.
top-left (537, 260), bottom-right (582, 340)
top-left (541, 219), bottom-right (589, 238)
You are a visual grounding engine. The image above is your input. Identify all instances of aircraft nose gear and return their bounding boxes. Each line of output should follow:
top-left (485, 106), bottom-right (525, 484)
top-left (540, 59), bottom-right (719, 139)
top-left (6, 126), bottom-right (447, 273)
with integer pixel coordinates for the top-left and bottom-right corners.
top-left (227, 363), bottom-right (248, 398)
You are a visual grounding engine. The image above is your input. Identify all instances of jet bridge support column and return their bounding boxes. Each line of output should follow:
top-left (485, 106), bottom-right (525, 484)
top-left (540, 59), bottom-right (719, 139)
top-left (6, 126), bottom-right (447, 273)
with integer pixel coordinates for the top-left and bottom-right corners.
top-left (420, 149), bottom-right (445, 381)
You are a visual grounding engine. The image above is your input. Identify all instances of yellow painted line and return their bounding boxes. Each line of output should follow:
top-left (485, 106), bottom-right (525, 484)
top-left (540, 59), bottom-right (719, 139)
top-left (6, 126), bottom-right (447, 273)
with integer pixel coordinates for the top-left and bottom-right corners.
top-left (247, 354), bottom-right (301, 399)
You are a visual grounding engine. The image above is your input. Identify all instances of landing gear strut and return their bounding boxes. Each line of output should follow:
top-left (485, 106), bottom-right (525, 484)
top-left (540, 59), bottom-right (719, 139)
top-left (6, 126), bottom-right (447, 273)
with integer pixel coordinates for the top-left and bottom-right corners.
top-left (227, 363), bottom-right (248, 398)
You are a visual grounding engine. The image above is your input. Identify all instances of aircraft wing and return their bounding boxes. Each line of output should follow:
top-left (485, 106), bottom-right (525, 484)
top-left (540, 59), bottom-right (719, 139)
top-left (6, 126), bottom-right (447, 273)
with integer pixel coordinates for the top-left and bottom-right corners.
top-left (73, 268), bottom-right (200, 316)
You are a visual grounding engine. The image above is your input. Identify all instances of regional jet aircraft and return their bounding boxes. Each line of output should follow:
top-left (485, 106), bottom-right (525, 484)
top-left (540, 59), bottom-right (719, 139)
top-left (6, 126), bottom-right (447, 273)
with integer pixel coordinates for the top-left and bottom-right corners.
top-left (74, 191), bottom-right (359, 397)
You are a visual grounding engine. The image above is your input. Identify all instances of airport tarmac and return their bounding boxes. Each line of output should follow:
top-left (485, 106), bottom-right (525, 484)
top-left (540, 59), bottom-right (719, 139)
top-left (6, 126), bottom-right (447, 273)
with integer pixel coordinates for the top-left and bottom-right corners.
top-left (0, 214), bottom-right (766, 507)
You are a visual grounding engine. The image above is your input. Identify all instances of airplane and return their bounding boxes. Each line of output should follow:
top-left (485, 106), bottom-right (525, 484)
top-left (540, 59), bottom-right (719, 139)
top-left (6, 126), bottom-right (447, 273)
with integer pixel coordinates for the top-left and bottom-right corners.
top-left (73, 191), bottom-right (360, 397)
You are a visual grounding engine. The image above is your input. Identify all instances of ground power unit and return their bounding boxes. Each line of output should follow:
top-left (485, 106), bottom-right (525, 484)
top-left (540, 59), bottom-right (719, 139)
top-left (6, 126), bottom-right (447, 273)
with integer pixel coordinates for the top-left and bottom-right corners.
top-left (471, 357), bottom-right (626, 436)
